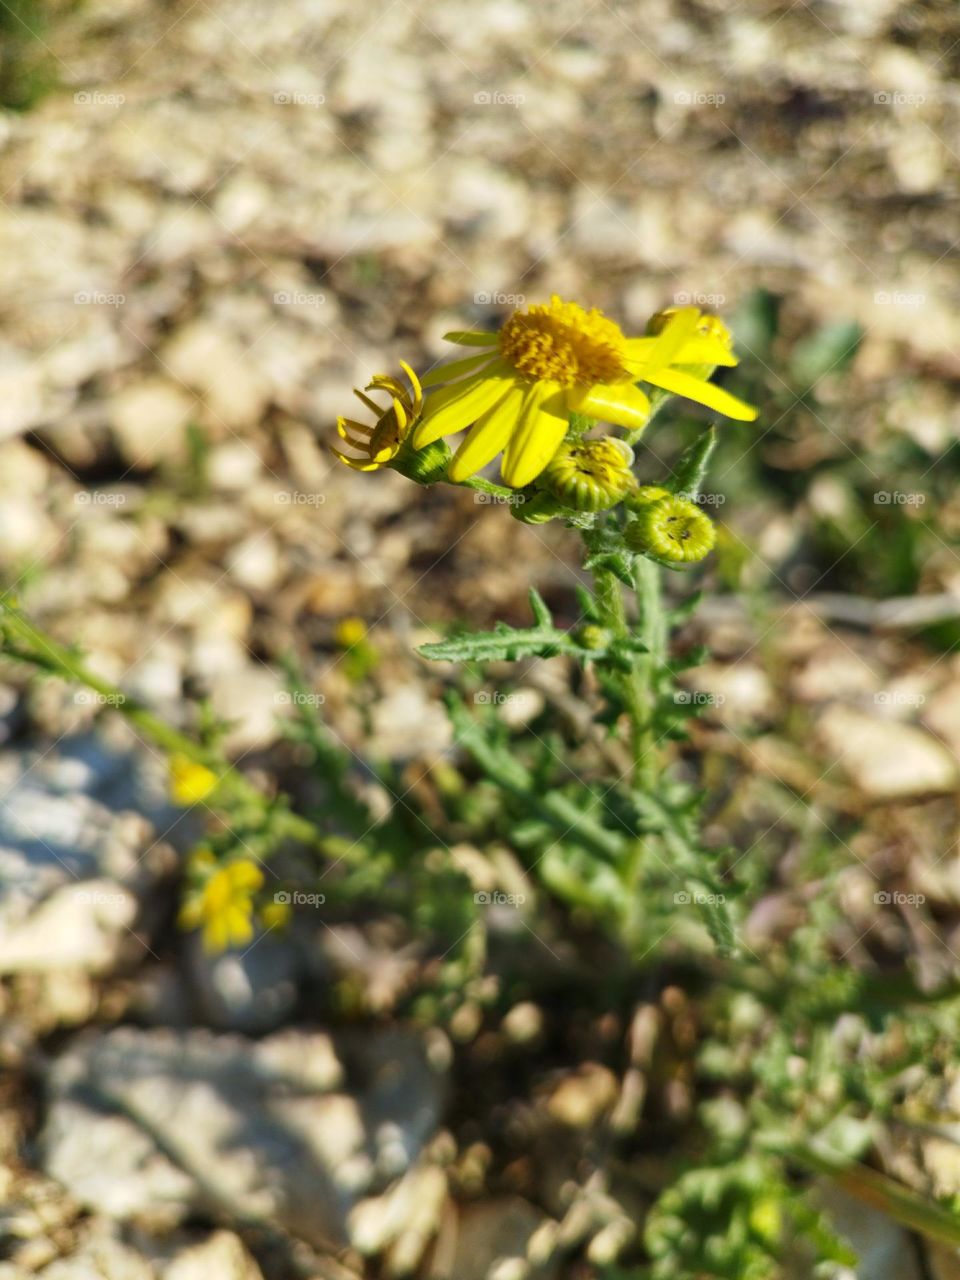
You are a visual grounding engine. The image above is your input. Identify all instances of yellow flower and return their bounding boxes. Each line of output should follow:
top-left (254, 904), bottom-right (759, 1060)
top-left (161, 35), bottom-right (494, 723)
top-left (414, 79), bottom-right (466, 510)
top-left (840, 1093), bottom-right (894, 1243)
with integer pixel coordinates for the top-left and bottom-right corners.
top-left (412, 298), bottom-right (754, 488)
top-left (261, 897), bottom-right (292, 931)
top-left (178, 855), bottom-right (265, 952)
top-left (331, 361), bottom-right (422, 471)
top-left (543, 437), bottom-right (637, 512)
top-left (626, 494), bottom-right (717, 564)
top-left (334, 616), bottom-right (368, 648)
top-left (170, 755), bottom-right (219, 806)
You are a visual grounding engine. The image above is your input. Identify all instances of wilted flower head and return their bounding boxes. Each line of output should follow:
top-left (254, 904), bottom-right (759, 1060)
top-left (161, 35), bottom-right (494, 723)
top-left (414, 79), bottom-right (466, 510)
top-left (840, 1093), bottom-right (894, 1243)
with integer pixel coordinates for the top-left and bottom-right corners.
top-left (331, 361), bottom-right (423, 472)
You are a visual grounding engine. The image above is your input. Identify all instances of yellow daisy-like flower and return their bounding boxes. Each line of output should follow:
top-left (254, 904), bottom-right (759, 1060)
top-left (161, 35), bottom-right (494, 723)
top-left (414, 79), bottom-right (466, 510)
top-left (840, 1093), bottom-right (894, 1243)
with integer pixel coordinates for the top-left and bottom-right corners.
top-left (543, 437), bottom-right (637, 512)
top-left (331, 361), bottom-right (422, 471)
top-left (625, 494), bottom-right (717, 564)
top-left (170, 755), bottom-right (219, 807)
top-left (178, 854), bottom-right (265, 952)
top-left (412, 298), bottom-right (755, 488)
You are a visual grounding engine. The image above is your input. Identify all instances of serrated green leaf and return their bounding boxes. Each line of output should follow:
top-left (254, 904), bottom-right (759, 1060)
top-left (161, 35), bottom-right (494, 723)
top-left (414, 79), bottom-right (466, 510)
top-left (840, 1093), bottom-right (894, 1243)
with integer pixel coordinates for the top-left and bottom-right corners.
top-left (672, 427), bottom-right (718, 501)
top-left (419, 591), bottom-right (607, 665)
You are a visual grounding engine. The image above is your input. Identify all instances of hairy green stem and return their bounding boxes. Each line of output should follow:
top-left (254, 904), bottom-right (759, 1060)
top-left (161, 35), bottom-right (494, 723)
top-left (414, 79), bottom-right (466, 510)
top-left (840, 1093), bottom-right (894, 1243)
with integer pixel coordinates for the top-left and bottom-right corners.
top-left (632, 554), bottom-right (666, 792)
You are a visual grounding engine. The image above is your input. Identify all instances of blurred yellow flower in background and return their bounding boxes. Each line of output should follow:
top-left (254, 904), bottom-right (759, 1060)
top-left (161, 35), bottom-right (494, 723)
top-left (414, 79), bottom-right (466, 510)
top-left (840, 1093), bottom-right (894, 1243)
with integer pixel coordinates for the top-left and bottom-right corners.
top-left (334, 616), bottom-right (368, 648)
top-left (169, 755), bottom-right (219, 806)
top-left (178, 854), bottom-right (265, 952)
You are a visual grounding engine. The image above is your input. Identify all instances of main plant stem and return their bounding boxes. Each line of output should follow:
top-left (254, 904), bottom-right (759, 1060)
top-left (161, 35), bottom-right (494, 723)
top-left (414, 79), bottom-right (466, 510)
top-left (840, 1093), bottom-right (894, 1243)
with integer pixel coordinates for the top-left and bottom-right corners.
top-left (590, 549), bottom-right (668, 943)
top-left (591, 555), bottom-right (665, 792)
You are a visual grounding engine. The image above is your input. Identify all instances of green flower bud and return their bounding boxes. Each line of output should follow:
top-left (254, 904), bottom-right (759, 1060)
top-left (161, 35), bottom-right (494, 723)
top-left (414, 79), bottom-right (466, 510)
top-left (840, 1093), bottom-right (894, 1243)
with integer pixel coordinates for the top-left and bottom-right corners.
top-left (542, 437), bottom-right (636, 512)
top-left (512, 491), bottom-right (564, 524)
top-left (576, 624), bottom-right (610, 651)
top-left (625, 494), bottom-right (716, 564)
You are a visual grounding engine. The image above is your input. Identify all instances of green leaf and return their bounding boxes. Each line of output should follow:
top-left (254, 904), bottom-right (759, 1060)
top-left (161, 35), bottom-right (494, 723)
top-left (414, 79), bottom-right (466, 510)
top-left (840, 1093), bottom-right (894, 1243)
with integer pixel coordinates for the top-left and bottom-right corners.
top-left (419, 591), bottom-right (605, 664)
top-left (671, 427), bottom-right (718, 501)
top-left (789, 320), bottom-right (862, 389)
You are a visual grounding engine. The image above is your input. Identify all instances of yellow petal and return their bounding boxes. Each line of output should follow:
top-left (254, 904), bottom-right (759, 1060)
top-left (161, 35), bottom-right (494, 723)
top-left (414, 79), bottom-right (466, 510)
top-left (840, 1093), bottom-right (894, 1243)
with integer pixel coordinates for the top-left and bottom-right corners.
top-left (330, 446), bottom-right (382, 471)
top-left (501, 384), bottom-right (568, 488)
top-left (448, 382), bottom-right (526, 482)
top-left (443, 330), bottom-right (499, 346)
top-left (626, 335), bottom-right (737, 368)
top-left (642, 368), bottom-right (758, 421)
top-left (225, 905), bottom-right (255, 947)
top-left (227, 861), bottom-right (264, 892)
top-left (400, 360), bottom-right (422, 411)
top-left (421, 353), bottom-right (498, 387)
top-left (629, 308), bottom-right (701, 377)
top-left (203, 915), bottom-right (231, 953)
top-left (568, 382), bottom-right (651, 431)
top-left (178, 899), bottom-right (203, 930)
top-left (413, 364), bottom-right (514, 448)
top-left (352, 389), bottom-right (383, 415)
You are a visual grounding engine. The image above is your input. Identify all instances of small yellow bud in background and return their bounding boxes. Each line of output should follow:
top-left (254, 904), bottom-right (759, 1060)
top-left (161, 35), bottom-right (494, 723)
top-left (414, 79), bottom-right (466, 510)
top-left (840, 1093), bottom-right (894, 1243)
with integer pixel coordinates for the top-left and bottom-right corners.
top-left (335, 616), bottom-right (368, 649)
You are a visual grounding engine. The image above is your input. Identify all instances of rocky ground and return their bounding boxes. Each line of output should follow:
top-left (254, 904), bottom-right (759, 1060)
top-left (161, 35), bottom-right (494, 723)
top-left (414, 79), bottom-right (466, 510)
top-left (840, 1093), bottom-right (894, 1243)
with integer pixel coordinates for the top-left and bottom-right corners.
top-left (1, 0), bottom-right (960, 1275)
